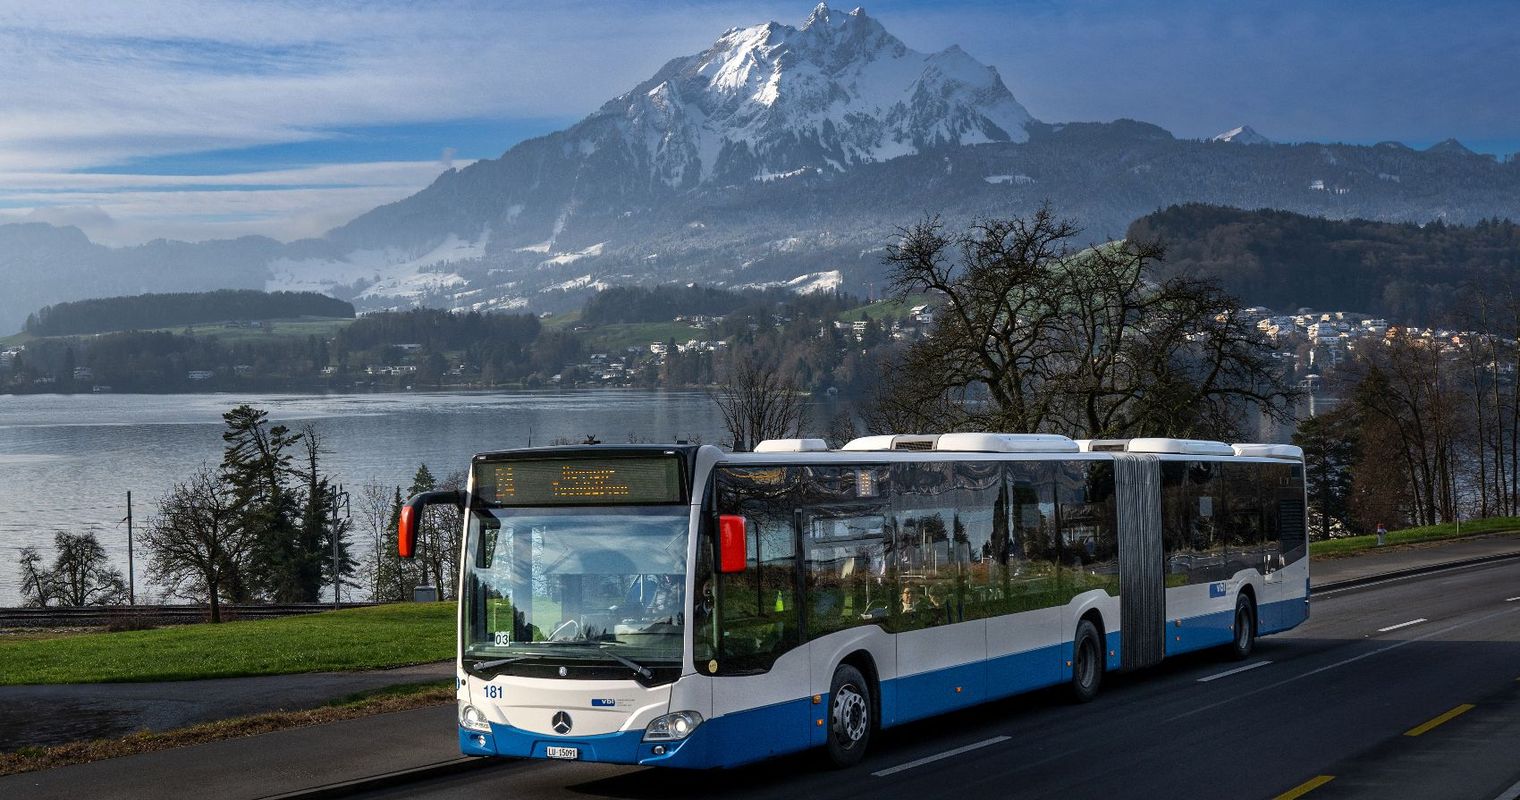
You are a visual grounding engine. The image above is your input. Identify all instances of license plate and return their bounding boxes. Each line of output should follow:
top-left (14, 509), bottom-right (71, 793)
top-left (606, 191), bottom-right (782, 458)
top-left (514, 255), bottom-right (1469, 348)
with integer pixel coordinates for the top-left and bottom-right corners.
top-left (545, 746), bottom-right (579, 760)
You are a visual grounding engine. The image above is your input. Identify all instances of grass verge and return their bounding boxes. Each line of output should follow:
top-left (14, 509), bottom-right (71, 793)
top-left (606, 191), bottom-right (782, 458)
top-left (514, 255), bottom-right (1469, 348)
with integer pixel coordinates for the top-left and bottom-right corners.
top-left (1309, 516), bottom-right (1520, 558)
top-left (0, 680), bottom-right (453, 776)
top-left (0, 602), bottom-right (456, 685)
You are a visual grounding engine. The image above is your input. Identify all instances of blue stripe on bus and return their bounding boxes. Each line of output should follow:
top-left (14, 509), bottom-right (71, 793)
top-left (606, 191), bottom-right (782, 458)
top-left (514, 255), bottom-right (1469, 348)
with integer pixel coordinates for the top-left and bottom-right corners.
top-left (462, 600), bottom-right (1309, 768)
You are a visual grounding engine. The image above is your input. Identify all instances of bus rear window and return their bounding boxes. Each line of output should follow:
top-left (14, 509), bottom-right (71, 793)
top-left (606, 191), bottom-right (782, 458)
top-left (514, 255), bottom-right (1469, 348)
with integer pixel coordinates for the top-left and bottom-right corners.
top-left (474, 456), bottom-right (685, 506)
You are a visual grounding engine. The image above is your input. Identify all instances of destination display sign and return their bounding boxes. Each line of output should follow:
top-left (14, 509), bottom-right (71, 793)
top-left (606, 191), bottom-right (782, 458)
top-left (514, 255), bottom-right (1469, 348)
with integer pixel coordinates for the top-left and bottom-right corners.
top-left (474, 456), bottom-right (684, 506)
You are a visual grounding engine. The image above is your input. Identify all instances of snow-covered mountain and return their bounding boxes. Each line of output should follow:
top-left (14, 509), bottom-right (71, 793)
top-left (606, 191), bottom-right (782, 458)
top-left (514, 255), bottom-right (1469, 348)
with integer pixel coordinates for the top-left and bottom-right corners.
top-left (1212, 125), bottom-right (1272, 145)
top-left (613, 2), bottom-right (1036, 186)
top-left (324, 3), bottom-right (1033, 251)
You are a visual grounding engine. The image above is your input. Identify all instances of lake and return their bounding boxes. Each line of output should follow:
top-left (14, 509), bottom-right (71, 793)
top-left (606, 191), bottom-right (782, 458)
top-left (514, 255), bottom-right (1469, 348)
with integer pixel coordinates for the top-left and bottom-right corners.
top-left (0, 390), bottom-right (739, 606)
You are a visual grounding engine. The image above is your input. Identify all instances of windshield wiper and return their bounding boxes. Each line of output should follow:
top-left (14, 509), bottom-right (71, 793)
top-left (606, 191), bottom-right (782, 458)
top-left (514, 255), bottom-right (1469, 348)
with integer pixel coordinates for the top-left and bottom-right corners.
top-left (469, 655), bottom-right (530, 672)
top-left (600, 646), bottom-right (653, 680)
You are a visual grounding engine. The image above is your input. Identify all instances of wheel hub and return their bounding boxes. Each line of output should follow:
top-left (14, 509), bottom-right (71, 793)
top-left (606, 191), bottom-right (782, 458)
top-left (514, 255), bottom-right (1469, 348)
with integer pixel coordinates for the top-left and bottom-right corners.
top-left (833, 685), bottom-right (868, 745)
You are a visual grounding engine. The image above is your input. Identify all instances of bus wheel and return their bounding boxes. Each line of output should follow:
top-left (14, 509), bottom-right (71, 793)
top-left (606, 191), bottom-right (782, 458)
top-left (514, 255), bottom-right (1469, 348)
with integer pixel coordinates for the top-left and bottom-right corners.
top-left (826, 664), bottom-right (872, 768)
top-left (1230, 595), bottom-right (1257, 661)
top-left (1070, 619), bottom-right (1103, 703)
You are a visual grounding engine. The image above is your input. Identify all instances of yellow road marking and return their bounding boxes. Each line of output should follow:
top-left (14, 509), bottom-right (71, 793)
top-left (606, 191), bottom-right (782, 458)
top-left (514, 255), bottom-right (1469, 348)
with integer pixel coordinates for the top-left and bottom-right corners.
top-left (1274, 775), bottom-right (1335, 799)
top-left (1404, 703), bottom-right (1476, 736)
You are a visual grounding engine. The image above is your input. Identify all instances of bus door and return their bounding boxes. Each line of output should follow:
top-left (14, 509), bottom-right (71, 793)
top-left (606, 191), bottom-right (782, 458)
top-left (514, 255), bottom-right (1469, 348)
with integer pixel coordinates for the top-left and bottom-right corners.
top-left (708, 467), bottom-right (811, 761)
top-left (802, 501), bottom-right (893, 745)
top-left (1259, 462), bottom-right (1305, 631)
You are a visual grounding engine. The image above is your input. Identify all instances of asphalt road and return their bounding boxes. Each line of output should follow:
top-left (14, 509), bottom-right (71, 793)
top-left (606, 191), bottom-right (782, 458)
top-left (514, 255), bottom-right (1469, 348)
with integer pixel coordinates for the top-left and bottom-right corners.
top-left (350, 559), bottom-right (1520, 800)
top-left (0, 661), bottom-right (454, 750)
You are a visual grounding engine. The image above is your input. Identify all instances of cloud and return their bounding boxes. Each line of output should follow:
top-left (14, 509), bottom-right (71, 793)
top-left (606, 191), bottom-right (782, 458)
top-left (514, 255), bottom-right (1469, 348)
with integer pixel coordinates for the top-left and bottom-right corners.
top-left (0, 1), bottom-right (793, 173)
top-left (0, 160), bottom-right (473, 244)
top-left (1, 0), bottom-right (1514, 245)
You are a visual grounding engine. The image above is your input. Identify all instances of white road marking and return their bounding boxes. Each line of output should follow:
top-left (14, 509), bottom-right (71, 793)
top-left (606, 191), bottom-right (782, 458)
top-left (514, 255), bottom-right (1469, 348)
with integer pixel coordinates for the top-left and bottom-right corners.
top-left (1507, 597), bottom-right (1520, 602)
top-left (1493, 775), bottom-right (1520, 800)
top-left (1198, 660), bottom-right (1273, 683)
top-left (1166, 605), bottom-right (1520, 724)
top-left (872, 736), bottom-right (1011, 777)
top-left (1377, 618), bottom-right (1428, 632)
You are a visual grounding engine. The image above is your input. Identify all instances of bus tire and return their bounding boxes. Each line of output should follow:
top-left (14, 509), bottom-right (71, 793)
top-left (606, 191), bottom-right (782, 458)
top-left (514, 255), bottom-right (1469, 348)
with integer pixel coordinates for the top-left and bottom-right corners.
top-left (1070, 619), bottom-right (1103, 703)
top-left (825, 664), bottom-right (872, 768)
top-left (1230, 594), bottom-right (1257, 661)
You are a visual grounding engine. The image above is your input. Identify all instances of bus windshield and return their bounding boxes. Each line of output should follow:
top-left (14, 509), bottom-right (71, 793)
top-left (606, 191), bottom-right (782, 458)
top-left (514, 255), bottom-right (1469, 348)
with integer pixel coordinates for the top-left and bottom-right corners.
top-left (461, 506), bottom-right (689, 681)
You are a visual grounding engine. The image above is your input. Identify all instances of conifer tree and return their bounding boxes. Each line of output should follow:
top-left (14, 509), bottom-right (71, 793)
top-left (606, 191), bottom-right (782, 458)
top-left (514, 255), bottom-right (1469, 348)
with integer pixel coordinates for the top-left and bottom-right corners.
top-left (221, 404), bottom-right (304, 601)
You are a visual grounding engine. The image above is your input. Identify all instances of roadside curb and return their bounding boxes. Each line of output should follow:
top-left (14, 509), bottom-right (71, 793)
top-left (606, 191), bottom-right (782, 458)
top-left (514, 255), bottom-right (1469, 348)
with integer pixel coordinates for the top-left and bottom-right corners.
top-left (257, 757), bottom-right (505, 799)
top-left (1312, 550), bottom-right (1520, 594)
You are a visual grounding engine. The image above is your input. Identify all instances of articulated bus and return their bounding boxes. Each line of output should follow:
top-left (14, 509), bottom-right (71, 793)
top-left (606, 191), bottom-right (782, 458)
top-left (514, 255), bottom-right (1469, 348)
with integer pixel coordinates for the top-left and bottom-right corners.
top-left (397, 432), bottom-right (1309, 769)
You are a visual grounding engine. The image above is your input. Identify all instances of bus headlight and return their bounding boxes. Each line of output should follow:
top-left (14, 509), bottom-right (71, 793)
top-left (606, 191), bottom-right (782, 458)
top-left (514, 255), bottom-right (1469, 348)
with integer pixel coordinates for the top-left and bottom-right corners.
top-left (460, 702), bottom-right (491, 732)
top-left (643, 711), bottom-right (703, 742)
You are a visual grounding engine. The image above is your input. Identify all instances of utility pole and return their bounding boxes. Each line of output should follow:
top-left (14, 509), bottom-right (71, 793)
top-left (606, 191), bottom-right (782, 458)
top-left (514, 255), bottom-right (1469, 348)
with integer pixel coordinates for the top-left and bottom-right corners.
top-left (330, 483), bottom-right (350, 610)
top-left (124, 491), bottom-right (134, 605)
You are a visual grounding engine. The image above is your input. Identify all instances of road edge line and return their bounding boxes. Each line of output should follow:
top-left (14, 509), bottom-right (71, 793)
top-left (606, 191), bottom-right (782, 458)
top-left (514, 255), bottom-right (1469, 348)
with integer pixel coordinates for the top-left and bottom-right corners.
top-left (255, 757), bottom-right (504, 800)
top-left (1313, 551), bottom-right (1520, 595)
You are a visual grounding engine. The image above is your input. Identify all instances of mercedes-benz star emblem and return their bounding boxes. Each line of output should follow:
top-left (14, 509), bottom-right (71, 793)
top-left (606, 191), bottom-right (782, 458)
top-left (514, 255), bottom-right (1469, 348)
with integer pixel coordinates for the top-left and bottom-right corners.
top-left (558, 666), bottom-right (568, 677)
top-left (552, 711), bottom-right (573, 735)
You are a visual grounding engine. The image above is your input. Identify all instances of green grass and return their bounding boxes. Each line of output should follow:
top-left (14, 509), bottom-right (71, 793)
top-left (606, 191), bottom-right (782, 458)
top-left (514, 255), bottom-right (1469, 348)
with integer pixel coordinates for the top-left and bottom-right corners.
top-left (151, 317), bottom-right (353, 342)
top-left (539, 309), bottom-right (582, 331)
top-left (1309, 516), bottom-right (1520, 558)
top-left (583, 321), bottom-right (709, 352)
top-left (0, 602), bottom-right (456, 686)
top-left (5, 317), bottom-right (353, 346)
top-left (835, 294), bottom-right (933, 323)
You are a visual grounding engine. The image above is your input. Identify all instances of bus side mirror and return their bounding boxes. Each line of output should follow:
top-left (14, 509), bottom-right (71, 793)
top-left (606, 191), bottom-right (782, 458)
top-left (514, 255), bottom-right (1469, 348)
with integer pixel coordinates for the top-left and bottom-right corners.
top-left (398, 490), bottom-right (466, 559)
top-left (718, 514), bottom-right (748, 573)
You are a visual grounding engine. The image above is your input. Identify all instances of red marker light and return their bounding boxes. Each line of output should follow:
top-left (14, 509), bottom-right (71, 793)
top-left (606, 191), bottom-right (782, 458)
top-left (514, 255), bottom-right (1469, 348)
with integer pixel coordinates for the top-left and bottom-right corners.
top-left (718, 514), bottom-right (747, 574)
top-left (398, 505), bottom-right (417, 559)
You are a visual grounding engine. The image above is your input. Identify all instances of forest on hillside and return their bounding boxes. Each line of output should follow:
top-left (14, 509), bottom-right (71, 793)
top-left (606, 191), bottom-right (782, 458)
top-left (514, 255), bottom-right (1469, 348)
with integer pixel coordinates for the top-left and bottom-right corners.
top-left (3, 285), bottom-right (895, 396)
top-left (1129, 204), bottom-right (1520, 323)
top-left (23, 290), bottom-right (354, 336)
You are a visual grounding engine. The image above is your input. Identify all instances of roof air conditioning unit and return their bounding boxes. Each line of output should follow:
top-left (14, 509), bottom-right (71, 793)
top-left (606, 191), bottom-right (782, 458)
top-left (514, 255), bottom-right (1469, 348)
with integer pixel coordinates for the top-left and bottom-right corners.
top-left (753, 438), bottom-right (830, 453)
top-left (1125, 438), bottom-right (1235, 456)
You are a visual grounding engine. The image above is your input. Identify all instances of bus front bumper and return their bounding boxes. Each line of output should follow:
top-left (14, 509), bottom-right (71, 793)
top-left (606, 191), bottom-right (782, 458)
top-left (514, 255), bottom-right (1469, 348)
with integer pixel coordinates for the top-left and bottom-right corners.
top-left (459, 721), bottom-right (709, 768)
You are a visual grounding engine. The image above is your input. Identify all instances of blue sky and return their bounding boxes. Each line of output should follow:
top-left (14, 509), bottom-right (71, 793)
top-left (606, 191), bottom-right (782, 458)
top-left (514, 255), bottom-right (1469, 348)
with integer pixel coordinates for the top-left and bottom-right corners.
top-left (1, 0), bottom-right (1515, 245)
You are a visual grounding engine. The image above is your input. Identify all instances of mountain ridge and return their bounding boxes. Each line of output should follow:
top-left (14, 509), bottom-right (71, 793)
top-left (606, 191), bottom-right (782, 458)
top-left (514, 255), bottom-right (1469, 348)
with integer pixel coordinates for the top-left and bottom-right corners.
top-left (2, 4), bottom-right (1518, 334)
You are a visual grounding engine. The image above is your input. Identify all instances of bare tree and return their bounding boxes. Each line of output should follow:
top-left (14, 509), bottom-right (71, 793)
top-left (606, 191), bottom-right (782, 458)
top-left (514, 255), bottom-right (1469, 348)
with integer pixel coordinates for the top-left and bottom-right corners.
top-left (48, 531), bottom-right (127, 606)
top-left (144, 465), bottom-right (249, 622)
top-left (711, 351), bottom-right (809, 451)
top-left (871, 208), bottom-right (1296, 439)
top-left (355, 480), bottom-right (398, 601)
top-left (16, 546), bottom-right (57, 608)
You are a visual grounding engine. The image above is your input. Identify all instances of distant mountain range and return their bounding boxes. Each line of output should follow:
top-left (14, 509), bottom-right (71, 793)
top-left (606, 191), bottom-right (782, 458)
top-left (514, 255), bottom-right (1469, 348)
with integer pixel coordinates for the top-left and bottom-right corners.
top-left (2, 2), bottom-right (1517, 335)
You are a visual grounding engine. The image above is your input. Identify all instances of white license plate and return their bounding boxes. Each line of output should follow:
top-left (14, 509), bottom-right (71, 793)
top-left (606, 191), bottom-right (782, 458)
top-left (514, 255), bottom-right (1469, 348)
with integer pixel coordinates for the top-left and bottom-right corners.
top-left (545, 746), bottom-right (580, 760)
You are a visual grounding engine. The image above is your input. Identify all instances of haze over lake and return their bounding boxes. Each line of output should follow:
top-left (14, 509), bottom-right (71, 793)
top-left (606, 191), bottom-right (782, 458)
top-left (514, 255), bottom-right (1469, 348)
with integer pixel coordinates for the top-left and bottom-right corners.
top-left (0, 390), bottom-right (735, 606)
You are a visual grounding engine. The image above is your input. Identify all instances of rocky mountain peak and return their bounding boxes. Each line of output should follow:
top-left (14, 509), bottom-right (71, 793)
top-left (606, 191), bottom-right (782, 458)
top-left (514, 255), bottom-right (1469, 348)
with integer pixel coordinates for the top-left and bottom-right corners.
top-left (1212, 125), bottom-right (1272, 145)
top-left (592, 4), bottom-right (1034, 187)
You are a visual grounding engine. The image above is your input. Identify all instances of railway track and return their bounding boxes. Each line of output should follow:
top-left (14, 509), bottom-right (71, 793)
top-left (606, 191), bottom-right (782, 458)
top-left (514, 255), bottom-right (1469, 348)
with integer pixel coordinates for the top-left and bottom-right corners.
top-left (0, 602), bottom-right (382, 628)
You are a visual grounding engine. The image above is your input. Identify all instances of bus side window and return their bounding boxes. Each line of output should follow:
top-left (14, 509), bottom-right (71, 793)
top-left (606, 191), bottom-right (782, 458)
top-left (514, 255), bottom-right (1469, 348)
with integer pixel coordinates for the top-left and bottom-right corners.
top-left (1224, 463), bottom-right (1266, 575)
top-left (713, 467), bottom-right (801, 674)
top-left (1008, 461), bottom-right (1060, 612)
top-left (890, 462), bottom-right (958, 632)
top-left (802, 466), bottom-right (892, 641)
top-left (1161, 461), bottom-right (1190, 587)
top-left (1186, 461), bottom-right (1225, 584)
top-left (954, 459), bottom-right (1005, 621)
top-left (1055, 461), bottom-right (1117, 599)
top-left (692, 519), bottom-right (717, 667)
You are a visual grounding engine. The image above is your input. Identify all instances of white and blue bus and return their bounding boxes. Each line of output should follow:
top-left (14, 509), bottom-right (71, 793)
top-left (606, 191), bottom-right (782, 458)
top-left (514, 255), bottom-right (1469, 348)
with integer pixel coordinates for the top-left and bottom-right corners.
top-left (397, 433), bottom-right (1309, 769)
